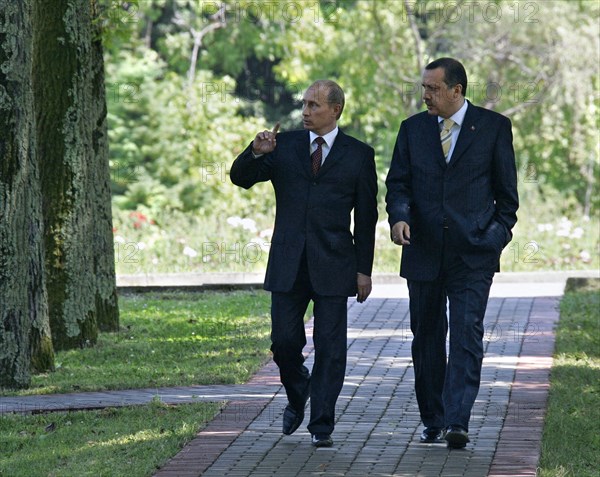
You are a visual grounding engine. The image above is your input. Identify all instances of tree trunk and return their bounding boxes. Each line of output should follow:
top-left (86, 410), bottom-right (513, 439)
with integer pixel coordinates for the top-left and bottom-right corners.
top-left (33, 0), bottom-right (118, 349)
top-left (90, 0), bottom-right (119, 332)
top-left (0, 1), bottom-right (54, 388)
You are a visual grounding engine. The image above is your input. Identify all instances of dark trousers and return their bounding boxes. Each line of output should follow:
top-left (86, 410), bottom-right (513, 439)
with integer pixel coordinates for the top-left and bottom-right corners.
top-left (271, 254), bottom-right (348, 435)
top-left (408, 233), bottom-right (495, 431)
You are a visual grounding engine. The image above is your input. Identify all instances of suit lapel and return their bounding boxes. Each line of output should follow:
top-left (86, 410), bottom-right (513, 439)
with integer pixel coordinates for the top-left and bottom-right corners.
top-left (293, 130), bottom-right (312, 178)
top-left (421, 114), bottom-right (447, 169)
top-left (449, 101), bottom-right (482, 167)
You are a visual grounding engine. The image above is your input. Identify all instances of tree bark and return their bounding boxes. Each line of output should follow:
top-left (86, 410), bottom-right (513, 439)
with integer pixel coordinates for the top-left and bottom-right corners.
top-left (90, 0), bottom-right (119, 332)
top-left (33, 0), bottom-right (118, 349)
top-left (0, 1), bottom-right (54, 388)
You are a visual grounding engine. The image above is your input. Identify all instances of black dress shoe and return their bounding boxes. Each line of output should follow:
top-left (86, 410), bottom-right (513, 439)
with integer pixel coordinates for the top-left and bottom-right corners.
top-left (282, 383), bottom-right (310, 435)
top-left (282, 405), bottom-right (304, 435)
top-left (311, 433), bottom-right (333, 447)
top-left (445, 426), bottom-right (470, 449)
top-left (420, 427), bottom-right (445, 443)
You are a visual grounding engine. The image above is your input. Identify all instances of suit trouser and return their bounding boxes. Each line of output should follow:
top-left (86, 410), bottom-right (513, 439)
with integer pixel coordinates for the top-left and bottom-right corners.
top-left (408, 232), bottom-right (495, 431)
top-left (270, 254), bottom-right (348, 435)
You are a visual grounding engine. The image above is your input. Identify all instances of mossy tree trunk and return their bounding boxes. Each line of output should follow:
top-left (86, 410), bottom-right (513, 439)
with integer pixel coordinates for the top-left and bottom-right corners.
top-left (0, 1), bottom-right (54, 388)
top-left (33, 0), bottom-right (118, 350)
top-left (90, 0), bottom-right (119, 332)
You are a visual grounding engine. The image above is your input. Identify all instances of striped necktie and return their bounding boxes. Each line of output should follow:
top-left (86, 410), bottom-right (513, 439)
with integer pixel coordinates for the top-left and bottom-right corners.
top-left (440, 118), bottom-right (455, 162)
top-left (311, 137), bottom-right (325, 176)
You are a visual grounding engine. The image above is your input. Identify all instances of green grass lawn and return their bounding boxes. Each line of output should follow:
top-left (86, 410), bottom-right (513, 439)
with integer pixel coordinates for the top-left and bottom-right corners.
top-left (539, 278), bottom-right (600, 477)
top-left (4, 290), bottom-right (273, 396)
top-left (0, 400), bottom-right (222, 477)
top-left (1, 290), bottom-right (273, 477)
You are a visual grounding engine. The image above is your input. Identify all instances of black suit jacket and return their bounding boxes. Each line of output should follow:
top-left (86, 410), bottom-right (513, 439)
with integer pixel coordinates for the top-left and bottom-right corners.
top-left (385, 101), bottom-right (519, 280)
top-left (230, 129), bottom-right (378, 296)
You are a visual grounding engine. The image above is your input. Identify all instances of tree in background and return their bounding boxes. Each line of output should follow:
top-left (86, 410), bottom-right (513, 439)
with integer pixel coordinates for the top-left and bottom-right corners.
top-left (0, 0), bottom-right (118, 387)
top-left (0, 1), bottom-right (54, 388)
top-left (33, 0), bottom-right (119, 350)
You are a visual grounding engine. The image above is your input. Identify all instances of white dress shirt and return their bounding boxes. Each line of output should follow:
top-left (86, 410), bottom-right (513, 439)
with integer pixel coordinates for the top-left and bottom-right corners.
top-left (309, 127), bottom-right (339, 165)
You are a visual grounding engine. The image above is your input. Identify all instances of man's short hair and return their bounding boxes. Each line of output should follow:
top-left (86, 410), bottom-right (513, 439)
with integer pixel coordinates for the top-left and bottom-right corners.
top-left (425, 58), bottom-right (467, 97)
top-left (310, 79), bottom-right (345, 119)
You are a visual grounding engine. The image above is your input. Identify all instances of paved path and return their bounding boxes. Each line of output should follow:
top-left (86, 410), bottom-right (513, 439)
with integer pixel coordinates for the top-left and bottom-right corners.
top-left (0, 284), bottom-right (561, 477)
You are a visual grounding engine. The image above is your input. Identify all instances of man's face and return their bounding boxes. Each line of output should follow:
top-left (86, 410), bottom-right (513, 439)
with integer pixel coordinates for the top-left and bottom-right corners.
top-left (302, 85), bottom-right (340, 136)
top-left (422, 67), bottom-right (463, 118)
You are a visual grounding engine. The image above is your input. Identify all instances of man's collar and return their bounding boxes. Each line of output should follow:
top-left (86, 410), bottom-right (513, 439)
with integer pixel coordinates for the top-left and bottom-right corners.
top-left (310, 126), bottom-right (339, 147)
top-left (439, 99), bottom-right (468, 126)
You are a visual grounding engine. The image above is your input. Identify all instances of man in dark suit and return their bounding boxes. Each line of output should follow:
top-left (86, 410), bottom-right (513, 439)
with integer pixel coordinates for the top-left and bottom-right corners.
top-left (231, 80), bottom-right (378, 447)
top-left (385, 58), bottom-right (518, 448)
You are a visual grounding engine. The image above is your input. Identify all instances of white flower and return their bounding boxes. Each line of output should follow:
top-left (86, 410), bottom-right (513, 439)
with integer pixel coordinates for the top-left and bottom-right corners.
top-left (114, 235), bottom-right (125, 243)
top-left (227, 216), bottom-right (243, 227)
top-left (557, 217), bottom-right (572, 233)
top-left (537, 223), bottom-right (554, 232)
top-left (183, 246), bottom-right (198, 258)
top-left (580, 250), bottom-right (591, 262)
top-left (241, 218), bottom-right (257, 232)
top-left (137, 242), bottom-right (146, 250)
top-left (260, 228), bottom-right (273, 239)
top-left (556, 218), bottom-right (571, 237)
top-left (570, 227), bottom-right (584, 239)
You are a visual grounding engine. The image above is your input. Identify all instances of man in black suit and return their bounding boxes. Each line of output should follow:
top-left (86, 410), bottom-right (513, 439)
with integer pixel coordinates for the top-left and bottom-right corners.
top-left (231, 80), bottom-right (378, 447)
top-left (385, 58), bottom-right (518, 448)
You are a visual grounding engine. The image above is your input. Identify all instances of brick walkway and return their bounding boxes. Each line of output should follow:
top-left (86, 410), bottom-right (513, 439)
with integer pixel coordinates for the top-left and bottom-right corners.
top-left (0, 294), bottom-right (560, 477)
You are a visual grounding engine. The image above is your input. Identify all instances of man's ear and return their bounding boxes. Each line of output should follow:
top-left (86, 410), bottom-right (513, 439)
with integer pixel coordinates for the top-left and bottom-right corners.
top-left (454, 83), bottom-right (463, 98)
top-left (332, 103), bottom-right (342, 118)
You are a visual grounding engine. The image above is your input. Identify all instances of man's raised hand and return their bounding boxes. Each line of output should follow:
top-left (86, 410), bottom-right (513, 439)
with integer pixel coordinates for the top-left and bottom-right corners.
top-left (252, 123), bottom-right (280, 155)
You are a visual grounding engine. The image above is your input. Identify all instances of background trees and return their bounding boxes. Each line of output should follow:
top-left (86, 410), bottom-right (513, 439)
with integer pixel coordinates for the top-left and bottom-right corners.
top-left (104, 0), bottom-right (598, 274)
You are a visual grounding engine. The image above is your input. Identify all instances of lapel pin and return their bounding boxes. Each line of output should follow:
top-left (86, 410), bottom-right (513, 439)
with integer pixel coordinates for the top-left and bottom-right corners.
top-left (471, 125), bottom-right (475, 131)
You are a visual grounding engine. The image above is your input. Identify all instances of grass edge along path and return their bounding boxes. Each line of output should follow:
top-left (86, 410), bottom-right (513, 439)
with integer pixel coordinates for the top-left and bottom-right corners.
top-left (2, 290), bottom-right (273, 397)
top-left (538, 277), bottom-right (600, 477)
top-left (0, 290), bottom-right (275, 476)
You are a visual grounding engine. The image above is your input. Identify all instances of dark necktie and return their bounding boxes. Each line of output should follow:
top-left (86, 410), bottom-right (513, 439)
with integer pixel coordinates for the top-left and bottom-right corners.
top-left (311, 137), bottom-right (325, 176)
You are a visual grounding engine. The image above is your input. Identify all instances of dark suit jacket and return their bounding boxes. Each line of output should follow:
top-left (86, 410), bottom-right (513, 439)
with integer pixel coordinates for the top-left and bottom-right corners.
top-left (385, 101), bottom-right (519, 280)
top-left (230, 129), bottom-right (378, 296)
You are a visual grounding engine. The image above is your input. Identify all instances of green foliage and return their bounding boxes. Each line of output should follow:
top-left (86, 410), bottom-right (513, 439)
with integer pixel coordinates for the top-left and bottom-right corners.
top-left (106, 44), bottom-right (268, 215)
top-left (103, 0), bottom-right (599, 274)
